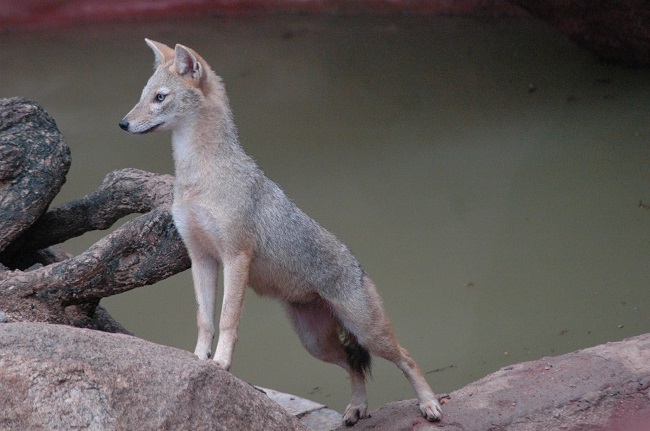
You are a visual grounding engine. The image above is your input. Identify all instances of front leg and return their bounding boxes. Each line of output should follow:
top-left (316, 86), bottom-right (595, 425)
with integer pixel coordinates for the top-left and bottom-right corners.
top-left (214, 252), bottom-right (251, 370)
top-left (190, 252), bottom-right (220, 361)
top-left (173, 204), bottom-right (220, 361)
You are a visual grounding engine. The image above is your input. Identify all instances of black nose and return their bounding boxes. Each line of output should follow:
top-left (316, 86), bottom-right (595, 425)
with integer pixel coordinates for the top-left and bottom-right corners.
top-left (119, 119), bottom-right (129, 131)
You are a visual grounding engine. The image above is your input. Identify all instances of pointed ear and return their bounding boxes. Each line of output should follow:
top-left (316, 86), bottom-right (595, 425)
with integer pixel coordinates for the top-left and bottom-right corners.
top-left (145, 38), bottom-right (174, 69)
top-left (174, 44), bottom-right (203, 82)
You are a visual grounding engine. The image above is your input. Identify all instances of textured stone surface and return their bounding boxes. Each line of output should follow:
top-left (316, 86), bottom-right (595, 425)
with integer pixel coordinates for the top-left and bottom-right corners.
top-left (337, 333), bottom-right (650, 430)
top-left (0, 322), bottom-right (308, 431)
top-left (2, 322), bottom-right (648, 431)
top-left (261, 387), bottom-right (342, 430)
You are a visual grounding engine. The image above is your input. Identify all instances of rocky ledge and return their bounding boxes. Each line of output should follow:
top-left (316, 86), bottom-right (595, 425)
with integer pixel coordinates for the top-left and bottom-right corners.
top-left (336, 333), bottom-right (650, 431)
top-left (0, 322), bottom-right (307, 431)
top-left (1, 322), bottom-right (648, 431)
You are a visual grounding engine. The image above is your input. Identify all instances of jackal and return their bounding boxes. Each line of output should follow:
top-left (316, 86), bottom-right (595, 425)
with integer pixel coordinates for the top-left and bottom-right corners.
top-left (119, 39), bottom-right (442, 425)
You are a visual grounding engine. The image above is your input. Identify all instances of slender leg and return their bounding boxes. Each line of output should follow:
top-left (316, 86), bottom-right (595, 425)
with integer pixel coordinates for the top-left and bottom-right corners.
top-left (332, 277), bottom-right (443, 421)
top-left (344, 370), bottom-right (369, 426)
top-left (285, 301), bottom-right (369, 426)
top-left (391, 346), bottom-right (442, 421)
top-left (213, 252), bottom-right (251, 370)
top-left (190, 253), bottom-right (220, 360)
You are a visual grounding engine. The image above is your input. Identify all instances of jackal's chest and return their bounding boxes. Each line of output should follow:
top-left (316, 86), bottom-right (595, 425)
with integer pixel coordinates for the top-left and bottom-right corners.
top-left (171, 200), bottom-right (230, 259)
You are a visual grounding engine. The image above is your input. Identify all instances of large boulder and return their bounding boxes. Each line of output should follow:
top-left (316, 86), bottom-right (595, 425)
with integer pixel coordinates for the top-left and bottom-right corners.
top-left (0, 322), bottom-right (308, 431)
top-left (338, 333), bottom-right (650, 430)
top-left (2, 321), bottom-right (649, 430)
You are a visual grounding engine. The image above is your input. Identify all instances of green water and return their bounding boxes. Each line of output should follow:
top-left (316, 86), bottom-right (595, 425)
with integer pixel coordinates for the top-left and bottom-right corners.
top-left (1, 15), bottom-right (649, 413)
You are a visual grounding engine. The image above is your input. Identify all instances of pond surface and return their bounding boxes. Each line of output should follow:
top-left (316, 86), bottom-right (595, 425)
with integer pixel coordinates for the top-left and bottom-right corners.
top-left (1, 15), bottom-right (649, 413)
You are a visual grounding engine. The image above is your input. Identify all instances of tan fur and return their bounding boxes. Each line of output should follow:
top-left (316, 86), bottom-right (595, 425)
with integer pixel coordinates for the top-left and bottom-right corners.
top-left (120, 39), bottom-right (442, 425)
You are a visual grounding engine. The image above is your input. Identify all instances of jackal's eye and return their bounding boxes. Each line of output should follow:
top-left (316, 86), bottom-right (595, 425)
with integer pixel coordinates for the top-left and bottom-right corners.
top-left (155, 93), bottom-right (166, 103)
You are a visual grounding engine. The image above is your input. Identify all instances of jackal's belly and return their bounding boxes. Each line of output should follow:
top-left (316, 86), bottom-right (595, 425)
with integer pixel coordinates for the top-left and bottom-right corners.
top-left (247, 237), bottom-right (359, 305)
top-left (248, 259), bottom-right (322, 304)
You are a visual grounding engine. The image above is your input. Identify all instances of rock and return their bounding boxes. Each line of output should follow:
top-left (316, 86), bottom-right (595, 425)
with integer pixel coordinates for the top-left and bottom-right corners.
top-left (260, 387), bottom-right (343, 431)
top-left (337, 333), bottom-right (650, 430)
top-left (3, 321), bottom-right (648, 431)
top-left (507, 0), bottom-right (650, 66)
top-left (0, 322), bottom-right (308, 431)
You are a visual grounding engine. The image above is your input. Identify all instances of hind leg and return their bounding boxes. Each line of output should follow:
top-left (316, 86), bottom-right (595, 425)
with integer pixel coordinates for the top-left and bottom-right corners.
top-left (331, 277), bottom-right (443, 422)
top-left (285, 301), bottom-right (369, 426)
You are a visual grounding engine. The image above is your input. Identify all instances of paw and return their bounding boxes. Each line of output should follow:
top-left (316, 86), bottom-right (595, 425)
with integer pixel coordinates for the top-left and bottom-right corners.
top-left (213, 360), bottom-right (230, 371)
top-left (419, 397), bottom-right (443, 422)
top-left (213, 354), bottom-right (231, 371)
top-left (194, 350), bottom-right (212, 361)
top-left (343, 402), bottom-right (368, 426)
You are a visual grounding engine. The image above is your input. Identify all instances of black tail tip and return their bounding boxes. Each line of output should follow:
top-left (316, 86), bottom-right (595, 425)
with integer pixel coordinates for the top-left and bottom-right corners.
top-left (338, 328), bottom-right (372, 377)
top-left (348, 343), bottom-right (372, 377)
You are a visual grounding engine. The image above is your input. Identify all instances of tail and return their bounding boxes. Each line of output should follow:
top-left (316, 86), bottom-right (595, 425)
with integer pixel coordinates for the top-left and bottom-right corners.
top-left (337, 326), bottom-right (372, 378)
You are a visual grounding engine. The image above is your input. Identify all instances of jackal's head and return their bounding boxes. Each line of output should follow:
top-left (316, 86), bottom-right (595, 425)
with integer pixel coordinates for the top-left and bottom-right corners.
top-left (119, 39), bottom-right (218, 134)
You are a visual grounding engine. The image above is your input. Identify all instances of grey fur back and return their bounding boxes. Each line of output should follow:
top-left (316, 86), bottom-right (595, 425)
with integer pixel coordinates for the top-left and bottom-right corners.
top-left (247, 175), bottom-right (365, 303)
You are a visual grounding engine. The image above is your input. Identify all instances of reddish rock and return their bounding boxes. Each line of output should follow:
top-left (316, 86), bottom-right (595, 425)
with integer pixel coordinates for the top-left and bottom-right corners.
top-left (337, 333), bottom-right (650, 430)
top-left (0, 0), bottom-right (523, 30)
top-left (1, 321), bottom-right (648, 430)
top-left (2, 1), bottom-right (646, 65)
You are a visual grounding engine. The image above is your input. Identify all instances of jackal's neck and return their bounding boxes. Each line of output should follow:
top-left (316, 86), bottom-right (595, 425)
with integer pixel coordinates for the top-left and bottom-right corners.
top-left (170, 95), bottom-right (254, 189)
